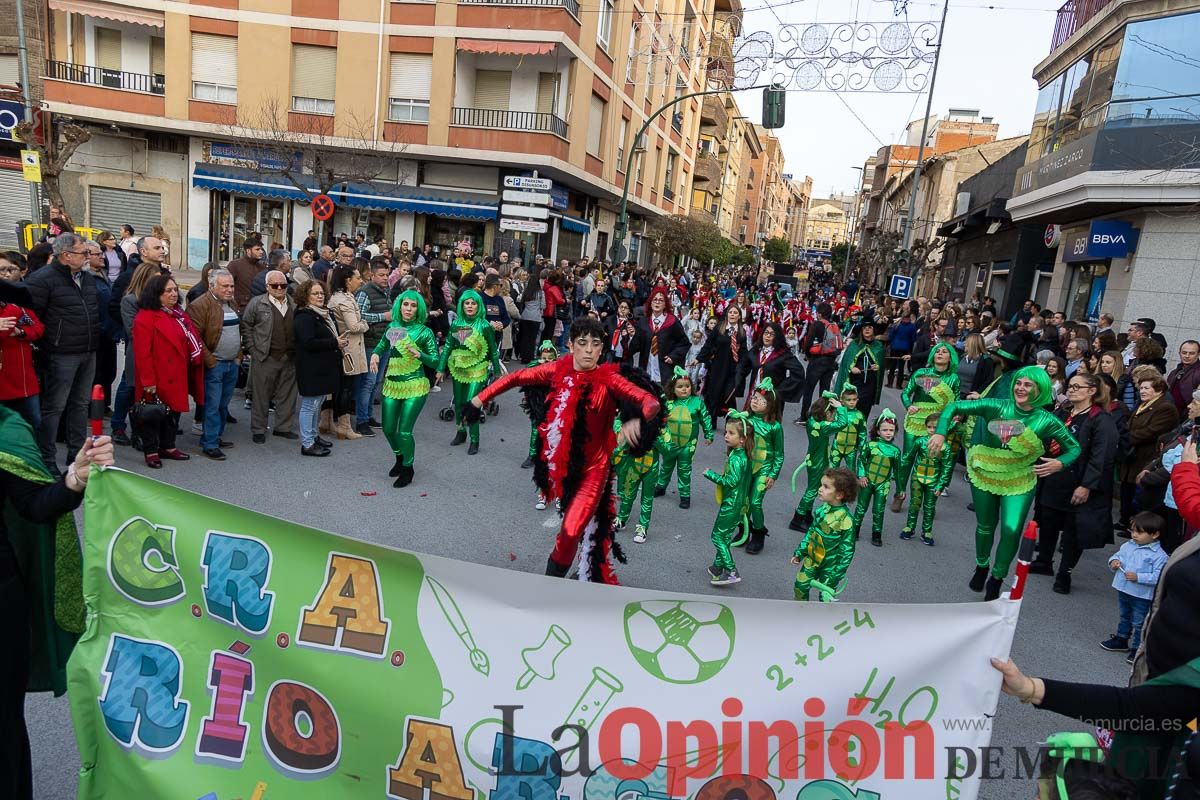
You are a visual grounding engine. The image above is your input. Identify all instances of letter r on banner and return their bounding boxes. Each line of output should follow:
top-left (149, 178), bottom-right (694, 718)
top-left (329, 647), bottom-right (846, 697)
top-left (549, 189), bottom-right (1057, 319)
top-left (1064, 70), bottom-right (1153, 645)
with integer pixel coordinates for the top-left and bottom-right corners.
top-left (298, 552), bottom-right (391, 656)
top-left (97, 635), bottom-right (190, 754)
top-left (202, 532), bottom-right (276, 635)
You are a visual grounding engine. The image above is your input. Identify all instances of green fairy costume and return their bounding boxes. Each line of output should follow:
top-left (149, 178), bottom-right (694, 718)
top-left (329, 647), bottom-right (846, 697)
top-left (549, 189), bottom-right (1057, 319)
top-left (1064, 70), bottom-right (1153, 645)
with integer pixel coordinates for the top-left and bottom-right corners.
top-left (789, 392), bottom-right (850, 528)
top-left (794, 502), bottom-right (856, 601)
top-left (901, 342), bottom-right (961, 438)
top-left (743, 377), bottom-right (785, 554)
top-left (938, 366), bottom-right (1080, 599)
top-left (899, 424), bottom-right (955, 541)
top-left (524, 341), bottom-right (560, 464)
top-left (373, 290), bottom-right (441, 487)
top-left (613, 417), bottom-right (668, 540)
top-left (0, 406), bottom-right (85, 696)
top-left (829, 382), bottom-right (868, 470)
top-left (835, 328), bottom-right (885, 406)
top-left (656, 366), bottom-right (714, 506)
top-left (438, 289), bottom-right (501, 448)
top-left (704, 412), bottom-right (753, 584)
top-left (852, 409), bottom-right (904, 546)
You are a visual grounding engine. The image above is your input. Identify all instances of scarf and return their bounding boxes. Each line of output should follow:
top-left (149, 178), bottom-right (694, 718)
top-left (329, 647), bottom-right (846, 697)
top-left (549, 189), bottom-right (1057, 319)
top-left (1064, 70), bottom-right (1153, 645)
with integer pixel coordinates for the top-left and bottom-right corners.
top-left (167, 306), bottom-right (203, 363)
top-left (309, 303), bottom-right (339, 338)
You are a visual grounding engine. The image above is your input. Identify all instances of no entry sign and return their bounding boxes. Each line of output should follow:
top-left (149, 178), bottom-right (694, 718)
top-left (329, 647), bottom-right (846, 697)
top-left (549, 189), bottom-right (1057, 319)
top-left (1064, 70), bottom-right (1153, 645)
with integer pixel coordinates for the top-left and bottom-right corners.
top-left (311, 194), bottom-right (335, 221)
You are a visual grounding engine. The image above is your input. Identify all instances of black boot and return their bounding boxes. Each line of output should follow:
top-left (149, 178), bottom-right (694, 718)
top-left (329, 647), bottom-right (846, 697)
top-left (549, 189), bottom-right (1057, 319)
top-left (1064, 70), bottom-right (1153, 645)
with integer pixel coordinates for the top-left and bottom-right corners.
top-left (1052, 572), bottom-right (1071, 594)
top-left (545, 557), bottom-right (570, 578)
top-left (969, 565), bottom-right (989, 592)
top-left (653, 486), bottom-right (666, 497)
top-left (789, 511), bottom-right (811, 532)
top-left (450, 429), bottom-right (467, 446)
top-left (871, 531), bottom-right (882, 547)
top-left (521, 456), bottom-right (534, 469)
top-left (389, 455), bottom-right (404, 477)
top-left (746, 526), bottom-right (767, 555)
top-left (732, 524), bottom-right (746, 547)
top-left (983, 576), bottom-right (1004, 601)
top-left (467, 441), bottom-right (479, 455)
top-left (393, 464), bottom-right (414, 488)
top-left (1028, 560), bottom-right (1054, 576)
top-left (679, 496), bottom-right (690, 509)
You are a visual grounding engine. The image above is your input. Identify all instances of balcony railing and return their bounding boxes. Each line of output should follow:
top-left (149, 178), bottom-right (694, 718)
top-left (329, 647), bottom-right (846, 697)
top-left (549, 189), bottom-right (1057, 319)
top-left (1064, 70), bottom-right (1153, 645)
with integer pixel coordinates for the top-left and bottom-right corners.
top-left (663, 188), bottom-right (675, 202)
top-left (459, 0), bottom-right (580, 18)
top-left (1050, 0), bottom-right (1115, 52)
top-left (451, 107), bottom-right (568, 138)
top-left (46, 60), bottom-right (164, 95)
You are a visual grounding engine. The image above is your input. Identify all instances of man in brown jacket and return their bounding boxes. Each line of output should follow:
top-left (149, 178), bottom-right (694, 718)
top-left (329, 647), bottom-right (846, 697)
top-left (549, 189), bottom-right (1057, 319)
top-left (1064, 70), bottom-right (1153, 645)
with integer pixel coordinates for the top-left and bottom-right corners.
top-left (240, 270), bottom-right (298, 442)
top-left (187, 269), bottom-right (242, 460)
top-left (227, 239), bottom-right (266, 312)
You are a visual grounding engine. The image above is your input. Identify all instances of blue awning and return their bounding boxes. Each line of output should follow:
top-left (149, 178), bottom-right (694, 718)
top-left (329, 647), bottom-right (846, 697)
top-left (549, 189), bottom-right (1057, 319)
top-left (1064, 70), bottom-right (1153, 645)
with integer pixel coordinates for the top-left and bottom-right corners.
top-left (333, 182), bottom-right (497, 221)
top-left (559, 215), bottom-right (590, 234)
top-left (191, 163), bottom-right (317, 201)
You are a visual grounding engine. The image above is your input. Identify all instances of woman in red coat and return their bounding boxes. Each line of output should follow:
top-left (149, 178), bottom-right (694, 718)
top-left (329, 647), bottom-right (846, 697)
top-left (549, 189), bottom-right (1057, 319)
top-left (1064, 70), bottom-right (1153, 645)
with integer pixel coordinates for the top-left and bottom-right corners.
top-left (131, 274), bottom-right (204, 468)
top-left (0, 275), bottom-right (44, 430)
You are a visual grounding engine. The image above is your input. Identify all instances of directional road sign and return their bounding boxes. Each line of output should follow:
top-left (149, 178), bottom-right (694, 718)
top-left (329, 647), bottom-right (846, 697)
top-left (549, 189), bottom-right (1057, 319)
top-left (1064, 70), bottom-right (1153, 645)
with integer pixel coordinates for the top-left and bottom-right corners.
top-left (500, 203), bottom-right (549, 220)
top-left (502, 189), bottom-right (552, 205)
top-left (503, 176), bottom-right (552, 191)
top-left (500, 218), bottom-right (549, 234)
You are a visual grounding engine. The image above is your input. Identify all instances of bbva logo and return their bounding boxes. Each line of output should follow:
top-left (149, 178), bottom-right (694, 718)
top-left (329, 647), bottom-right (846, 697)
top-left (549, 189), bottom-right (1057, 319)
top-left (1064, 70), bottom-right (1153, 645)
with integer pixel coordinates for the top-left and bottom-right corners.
top-left (1092, 234), bottom-right (1127, 245)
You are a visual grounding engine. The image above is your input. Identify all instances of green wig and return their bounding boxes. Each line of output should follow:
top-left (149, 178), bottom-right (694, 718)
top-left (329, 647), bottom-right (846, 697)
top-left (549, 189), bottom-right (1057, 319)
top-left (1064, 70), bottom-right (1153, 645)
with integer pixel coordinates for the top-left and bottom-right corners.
top-left (1011, 365), bottom-right (1054, 408)
top-left (926, 341), bottom-right (960, 373)
top-left (454, 289), bottom-right (485, 323)
top-left (392, 289), bottom-right (428, 326)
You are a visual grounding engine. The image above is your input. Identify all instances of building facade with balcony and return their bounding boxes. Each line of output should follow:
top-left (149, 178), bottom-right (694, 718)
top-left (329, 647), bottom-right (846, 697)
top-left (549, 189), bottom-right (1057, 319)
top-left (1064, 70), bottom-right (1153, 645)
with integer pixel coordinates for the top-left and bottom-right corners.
top-left (785, 176), bottom-right (811, 259)
top-left (1006, 0), bottom-right (1200, 349)
top-left (31, 0), bottom-right (725, 267)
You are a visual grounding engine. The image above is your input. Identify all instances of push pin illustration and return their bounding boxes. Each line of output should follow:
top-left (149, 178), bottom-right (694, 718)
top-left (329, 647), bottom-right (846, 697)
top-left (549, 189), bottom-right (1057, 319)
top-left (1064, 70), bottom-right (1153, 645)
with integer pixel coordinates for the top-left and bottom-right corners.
top-left (515, 625), bottom-right (572, 690)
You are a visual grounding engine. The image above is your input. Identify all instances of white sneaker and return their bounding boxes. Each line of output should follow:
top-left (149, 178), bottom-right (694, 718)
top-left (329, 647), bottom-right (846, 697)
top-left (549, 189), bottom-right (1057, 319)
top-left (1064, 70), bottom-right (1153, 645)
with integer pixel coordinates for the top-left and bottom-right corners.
top-left (633, 525), bottom-right (647, 543)
top-left (431, 384), bottom-right (442, 393)
top-left (535, 496), bottom-right (547, 511)
top-left (243, 398), bottom-right (252, 410)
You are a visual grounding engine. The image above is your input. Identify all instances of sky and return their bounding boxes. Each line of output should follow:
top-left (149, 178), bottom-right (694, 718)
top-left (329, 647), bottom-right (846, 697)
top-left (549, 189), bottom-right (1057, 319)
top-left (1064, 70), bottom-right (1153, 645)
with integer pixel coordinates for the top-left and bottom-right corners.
top-left (728, 0), bottom-right (1066, 198)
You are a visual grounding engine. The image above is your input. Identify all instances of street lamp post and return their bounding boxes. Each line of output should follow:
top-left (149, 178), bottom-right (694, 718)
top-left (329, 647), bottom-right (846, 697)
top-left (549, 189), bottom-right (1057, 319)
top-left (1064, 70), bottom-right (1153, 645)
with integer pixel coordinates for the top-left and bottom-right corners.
top-left (843, 165), bottom-right (865, 283)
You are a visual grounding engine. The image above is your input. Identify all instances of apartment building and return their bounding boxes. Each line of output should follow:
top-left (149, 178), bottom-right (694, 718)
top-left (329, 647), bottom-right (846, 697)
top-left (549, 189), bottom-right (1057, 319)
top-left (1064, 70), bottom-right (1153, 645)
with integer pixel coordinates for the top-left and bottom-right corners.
top-left (785, 176), bottom-right (811, 258)
top-left (27, 0), bottom-right (731, 267)
top-left (0, 0), bottom-right (47, 247)
top-left (1005, 0), bottom-right (1200, 349)
top-left (804, 198), bottom-right (850, 253)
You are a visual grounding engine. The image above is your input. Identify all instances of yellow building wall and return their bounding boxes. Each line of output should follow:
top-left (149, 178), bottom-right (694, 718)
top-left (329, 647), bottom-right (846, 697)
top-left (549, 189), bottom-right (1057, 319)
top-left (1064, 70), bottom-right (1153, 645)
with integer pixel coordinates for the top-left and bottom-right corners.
top-left (236, 23), bottom-right (291, 125)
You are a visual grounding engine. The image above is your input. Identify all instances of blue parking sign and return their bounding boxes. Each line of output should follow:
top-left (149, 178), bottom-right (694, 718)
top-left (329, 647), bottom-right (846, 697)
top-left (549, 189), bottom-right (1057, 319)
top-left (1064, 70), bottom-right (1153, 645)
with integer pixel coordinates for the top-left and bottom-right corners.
top-left (889, 274), bottom-right (912, 300)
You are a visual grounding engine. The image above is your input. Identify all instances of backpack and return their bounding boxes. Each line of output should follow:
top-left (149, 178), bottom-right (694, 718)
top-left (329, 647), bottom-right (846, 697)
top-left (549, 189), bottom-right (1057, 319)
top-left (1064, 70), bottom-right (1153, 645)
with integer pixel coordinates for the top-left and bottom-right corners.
top-left (808, 321), bottom-right (842, 356)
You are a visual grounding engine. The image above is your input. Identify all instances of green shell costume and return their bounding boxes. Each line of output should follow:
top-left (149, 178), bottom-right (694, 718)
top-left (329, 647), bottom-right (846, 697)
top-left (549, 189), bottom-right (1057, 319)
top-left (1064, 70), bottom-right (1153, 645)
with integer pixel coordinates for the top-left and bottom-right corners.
top-left (745, 378), bottom-right (785, 533)
top-left (829, 387), bottom-right (868, 471)
top-left (852, 410), bottom-right (904, 541)
top-left (438, 289), bottom-right (501, 445)
top-left (705, 419), bottom-right (752, 574)
top-left (899, 431), bottom-right (954, 538)
top-left (938, 366), bottom-right (1080, 582)
top-left (794, 503), bottom-right (856, 601)
top-left (656, 369), bottom-right (714, 503)
top-left (373, 290), bottom-right (441, 472)
top-left (902, 342), bottom-right (961, 438)
top-left (613, 418), bottom-right (669, 534)
top-left (792, 395), bottom-right (850, 520)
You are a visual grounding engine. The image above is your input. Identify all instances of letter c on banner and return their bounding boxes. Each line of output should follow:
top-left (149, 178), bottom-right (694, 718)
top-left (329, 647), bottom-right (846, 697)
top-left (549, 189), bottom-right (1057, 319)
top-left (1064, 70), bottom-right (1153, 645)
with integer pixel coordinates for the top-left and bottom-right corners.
top-left (261, 680), bottom-right (341, 777)
top-left (106, 517), bottom-right (185, 606)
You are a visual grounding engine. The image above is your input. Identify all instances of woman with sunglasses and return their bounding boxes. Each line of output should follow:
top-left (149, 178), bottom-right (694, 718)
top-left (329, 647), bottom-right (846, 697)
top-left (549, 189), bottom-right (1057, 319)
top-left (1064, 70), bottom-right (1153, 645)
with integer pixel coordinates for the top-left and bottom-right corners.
top-left (1030, 372), bottom-right (1120, 593)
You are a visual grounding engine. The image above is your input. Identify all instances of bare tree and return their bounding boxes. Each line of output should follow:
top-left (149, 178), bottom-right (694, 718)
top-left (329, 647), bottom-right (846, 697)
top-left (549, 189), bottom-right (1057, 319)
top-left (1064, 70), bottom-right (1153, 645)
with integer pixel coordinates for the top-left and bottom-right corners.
top-left (12, 120), bottom-right (91, 229)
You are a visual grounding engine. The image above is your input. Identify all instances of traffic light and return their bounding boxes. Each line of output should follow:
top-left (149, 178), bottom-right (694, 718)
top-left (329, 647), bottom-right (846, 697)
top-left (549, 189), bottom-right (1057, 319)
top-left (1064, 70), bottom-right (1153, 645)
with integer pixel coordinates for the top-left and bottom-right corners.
top-left (762, 88), bottom-right (785, 129)
top-left (894, 248), bottom-right (911, 273)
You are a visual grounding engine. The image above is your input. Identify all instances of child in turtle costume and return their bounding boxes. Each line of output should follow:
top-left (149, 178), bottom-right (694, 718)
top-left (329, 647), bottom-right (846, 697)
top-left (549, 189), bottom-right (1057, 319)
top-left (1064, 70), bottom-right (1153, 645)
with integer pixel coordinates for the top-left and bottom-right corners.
top-left (931, 366), bottom-right (1080, 600)
top-left (613, 416), bottom-right (669, 544)
top-left (828, 382), bottom-right (868, 471)
top-left (437, 289), bottom-right (502, 454)
top-left (853, 409), bottom-right (904, 548)
top-left (788, 392), bottom-right (849, 532)
top-left (741, 377), bottom-right (785, 554)
top-left (654, 366), bottom-right (714, 510)
top-left (901, 342), bottom-right (961, 438)
top-left (899, 412), bottom-right (955, 545)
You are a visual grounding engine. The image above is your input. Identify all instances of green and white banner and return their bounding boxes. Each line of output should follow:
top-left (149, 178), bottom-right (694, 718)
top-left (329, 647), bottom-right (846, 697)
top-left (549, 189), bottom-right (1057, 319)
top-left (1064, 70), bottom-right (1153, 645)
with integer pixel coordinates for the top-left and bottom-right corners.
top-left (69, 468), bottom-right (1017, 800)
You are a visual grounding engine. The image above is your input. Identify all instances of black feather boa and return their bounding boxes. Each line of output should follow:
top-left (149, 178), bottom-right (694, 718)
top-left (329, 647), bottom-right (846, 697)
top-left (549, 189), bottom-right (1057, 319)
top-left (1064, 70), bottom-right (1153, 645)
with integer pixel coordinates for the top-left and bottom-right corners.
top-left (520, 384), bottom-right (550, 426)
top-left (461, 401), bottom-right (484, 426)
top-left (616, 364), bottom-right (668, 458)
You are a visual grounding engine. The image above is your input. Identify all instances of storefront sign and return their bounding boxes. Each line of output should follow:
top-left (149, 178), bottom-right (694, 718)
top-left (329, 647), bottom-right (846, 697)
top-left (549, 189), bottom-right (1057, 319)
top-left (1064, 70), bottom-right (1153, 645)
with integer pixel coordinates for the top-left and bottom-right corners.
top-left (549, 185), bottom-right (569, 211)
top-left (1086, 219), bottom-right (1135, 258)
top-left (206, 141), bottom-right (300, 172)
top-left (503, 175), bottom-right (552, 191)
top-left (1043, 224), bottom-right (1060, 248)
top-left (1014, 132), bottom-right (1097, 196)
top-left (0, 100), bottom-right (24, 142)
top-left (500, 217), bottom-right (548, 233)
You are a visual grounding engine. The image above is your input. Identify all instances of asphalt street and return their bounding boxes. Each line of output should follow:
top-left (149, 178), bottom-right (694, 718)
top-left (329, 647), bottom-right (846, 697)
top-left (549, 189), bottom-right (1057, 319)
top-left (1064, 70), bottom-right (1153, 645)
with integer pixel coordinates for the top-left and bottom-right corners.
top-left (28, 379), bottom-right (1133, 799)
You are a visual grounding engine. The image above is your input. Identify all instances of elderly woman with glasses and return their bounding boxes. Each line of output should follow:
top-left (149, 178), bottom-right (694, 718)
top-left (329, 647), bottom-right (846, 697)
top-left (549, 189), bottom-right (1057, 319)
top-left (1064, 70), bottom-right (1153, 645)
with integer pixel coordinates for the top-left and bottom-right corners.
top-left (1030, 372), bottom-right (1121, 593)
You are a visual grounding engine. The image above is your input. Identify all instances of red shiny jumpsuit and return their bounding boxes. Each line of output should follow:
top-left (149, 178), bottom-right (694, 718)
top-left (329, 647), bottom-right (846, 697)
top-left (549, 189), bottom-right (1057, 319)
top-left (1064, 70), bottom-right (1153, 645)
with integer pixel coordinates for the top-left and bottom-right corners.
top-left (475, 358), bottom-right (661, 583)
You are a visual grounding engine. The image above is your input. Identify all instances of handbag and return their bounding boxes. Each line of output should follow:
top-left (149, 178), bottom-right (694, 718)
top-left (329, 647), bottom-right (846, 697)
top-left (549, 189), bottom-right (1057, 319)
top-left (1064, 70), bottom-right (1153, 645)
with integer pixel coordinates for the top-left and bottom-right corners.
top-left (130, 394), bottom-right (169, 434)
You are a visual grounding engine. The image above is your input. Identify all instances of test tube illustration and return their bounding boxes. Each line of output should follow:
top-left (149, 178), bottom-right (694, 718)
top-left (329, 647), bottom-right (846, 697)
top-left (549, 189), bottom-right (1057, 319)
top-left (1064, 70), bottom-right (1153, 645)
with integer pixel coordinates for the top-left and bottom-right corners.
top-left (561, 667), bottom-right (624, 769)
top-left (516, 624), bottom-right (572, 690)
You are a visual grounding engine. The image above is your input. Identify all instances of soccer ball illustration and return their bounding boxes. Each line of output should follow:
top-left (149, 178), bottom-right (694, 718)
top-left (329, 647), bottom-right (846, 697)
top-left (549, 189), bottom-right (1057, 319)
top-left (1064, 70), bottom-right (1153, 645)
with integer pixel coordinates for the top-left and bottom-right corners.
top-left (623, 600), bottom-right (736, 684)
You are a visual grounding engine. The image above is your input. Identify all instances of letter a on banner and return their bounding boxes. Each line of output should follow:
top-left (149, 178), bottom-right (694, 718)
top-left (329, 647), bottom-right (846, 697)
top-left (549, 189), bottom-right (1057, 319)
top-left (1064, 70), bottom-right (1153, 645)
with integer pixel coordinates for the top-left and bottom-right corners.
top-left (297, 552), bottom-right (391, 656)
top-left (387, 719), bottom-right (473, 800)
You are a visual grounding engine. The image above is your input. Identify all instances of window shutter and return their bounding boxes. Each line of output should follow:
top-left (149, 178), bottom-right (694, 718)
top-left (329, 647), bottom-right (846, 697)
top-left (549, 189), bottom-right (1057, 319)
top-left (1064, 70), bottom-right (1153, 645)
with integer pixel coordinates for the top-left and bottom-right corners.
top-left (536, 73), bottom-right (557, 115)
top-left (388, 54), bottom-right (432, 100)
top-left (292, 45), bottom-right (337, 101)
top-left (96, 27), bottom-right (122, 72)
top-left (0, 55), bottom-right (17, 86)
top-left (191, 33), bottom-right (238, 88)
top-left (150, 37), bottom-right (165, 76)
top-left (587, 95), bottom-right (604, 155)
top-left (473, 70), bottom-right (511, 111)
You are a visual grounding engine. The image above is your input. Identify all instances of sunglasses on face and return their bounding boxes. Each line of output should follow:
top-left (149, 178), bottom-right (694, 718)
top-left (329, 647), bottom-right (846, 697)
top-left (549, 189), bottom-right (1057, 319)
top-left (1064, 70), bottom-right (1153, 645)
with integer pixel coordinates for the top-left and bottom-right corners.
top-left (268, 283), bottom-right (288, 288)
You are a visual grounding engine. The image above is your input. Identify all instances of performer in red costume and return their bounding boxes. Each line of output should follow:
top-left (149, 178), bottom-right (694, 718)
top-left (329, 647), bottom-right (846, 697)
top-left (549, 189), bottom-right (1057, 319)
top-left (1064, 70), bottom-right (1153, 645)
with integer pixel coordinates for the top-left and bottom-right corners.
top-left (468, 317), bottom-right (665, 583)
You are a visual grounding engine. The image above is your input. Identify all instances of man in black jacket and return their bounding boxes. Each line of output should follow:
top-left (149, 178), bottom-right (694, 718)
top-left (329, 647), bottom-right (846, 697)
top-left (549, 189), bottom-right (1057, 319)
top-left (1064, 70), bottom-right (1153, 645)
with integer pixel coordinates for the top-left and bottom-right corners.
top-left (23, 233), bottom-right (102, 476)
top-left (798, 302), bottom-right (841, 419)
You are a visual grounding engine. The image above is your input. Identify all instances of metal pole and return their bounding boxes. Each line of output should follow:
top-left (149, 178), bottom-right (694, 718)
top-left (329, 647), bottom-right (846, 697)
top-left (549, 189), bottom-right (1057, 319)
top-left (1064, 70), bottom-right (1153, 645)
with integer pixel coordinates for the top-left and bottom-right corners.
top-left (900, 0), bottom-right (949, 267)
top-left (14, 0), bottom-right (42, 225)
top-left (843, 166), bottom-right (864, 282)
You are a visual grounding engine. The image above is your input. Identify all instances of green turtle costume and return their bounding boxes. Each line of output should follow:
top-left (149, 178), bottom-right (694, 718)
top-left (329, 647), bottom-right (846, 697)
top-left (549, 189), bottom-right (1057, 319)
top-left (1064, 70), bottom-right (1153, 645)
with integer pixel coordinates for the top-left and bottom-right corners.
top-left (852, 409), bottom-right (904, 546)
top-left (740, 377), bottom-right (785, 554)
top-left (901, 342), bottom-right (961, 438)
top-left (373, 290), bottom-right (441, 487)
top-left (829, 382), bottom-right (868, 471)
top-left (438, 289), bottom-right (501, 448)
top-left (794, 501), bottom-right (856, 601)
top-left (790, 392), bottom-right (850, 528)
top-left (899, 423), bottom-right (955, 541)
top-left (704, 411), bottom-right (753, 584)
top-left (613, 417), bottom-right (668, 540)
top-left (656, 366), bottom-right (715, 505)
top-left (938, 366), bottom-right (1080, 599)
